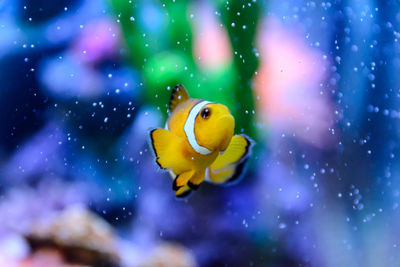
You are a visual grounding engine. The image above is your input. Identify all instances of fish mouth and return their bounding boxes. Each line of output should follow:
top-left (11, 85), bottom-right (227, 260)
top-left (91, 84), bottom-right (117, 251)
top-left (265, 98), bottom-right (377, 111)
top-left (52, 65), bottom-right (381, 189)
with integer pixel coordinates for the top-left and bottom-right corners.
top-left (217, 114), bottom-right (234, 151)
top-left (218, 115), bottom-right (234, 130)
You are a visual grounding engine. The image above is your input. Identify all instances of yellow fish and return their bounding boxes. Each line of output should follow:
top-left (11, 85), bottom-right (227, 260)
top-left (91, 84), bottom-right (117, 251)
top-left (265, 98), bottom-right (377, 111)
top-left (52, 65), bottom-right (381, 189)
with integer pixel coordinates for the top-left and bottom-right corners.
top-left (149, 85), bottom-right (253, 198)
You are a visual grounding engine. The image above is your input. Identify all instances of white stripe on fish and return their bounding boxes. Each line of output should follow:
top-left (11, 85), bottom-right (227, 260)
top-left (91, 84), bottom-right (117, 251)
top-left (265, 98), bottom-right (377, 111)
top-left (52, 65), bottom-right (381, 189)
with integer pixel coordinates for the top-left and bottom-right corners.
top-left (184, 100), bottom-right (213, 155)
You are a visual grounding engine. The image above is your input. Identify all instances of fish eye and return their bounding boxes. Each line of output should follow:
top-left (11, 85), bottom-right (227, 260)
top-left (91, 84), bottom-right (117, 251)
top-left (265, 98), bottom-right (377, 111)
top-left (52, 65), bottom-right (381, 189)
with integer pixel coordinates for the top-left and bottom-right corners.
top-left (201, 108), bottom-right (211, 119)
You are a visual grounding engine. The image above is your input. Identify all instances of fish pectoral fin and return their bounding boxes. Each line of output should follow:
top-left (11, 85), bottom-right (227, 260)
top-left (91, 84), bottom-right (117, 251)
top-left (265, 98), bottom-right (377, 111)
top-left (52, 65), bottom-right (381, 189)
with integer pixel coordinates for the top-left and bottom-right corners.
top-left (169, 85), bottom-right (190, 113)
top-left (206, 135), bottom-right (253, 185)
top-left (206, 160), bottom-right (248, 185)
top-left (149, 128), bottom-right (183, 170)
top-left (211, 135), bottom-right (252, 170)
top-left (173, 170), bottom-right (195, 191)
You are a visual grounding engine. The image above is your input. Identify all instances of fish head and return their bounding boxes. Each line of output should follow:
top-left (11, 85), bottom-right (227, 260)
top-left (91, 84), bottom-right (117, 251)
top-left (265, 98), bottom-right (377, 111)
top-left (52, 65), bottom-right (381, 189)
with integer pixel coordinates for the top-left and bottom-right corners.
top-left (194, 103), bottom-right (234, 152)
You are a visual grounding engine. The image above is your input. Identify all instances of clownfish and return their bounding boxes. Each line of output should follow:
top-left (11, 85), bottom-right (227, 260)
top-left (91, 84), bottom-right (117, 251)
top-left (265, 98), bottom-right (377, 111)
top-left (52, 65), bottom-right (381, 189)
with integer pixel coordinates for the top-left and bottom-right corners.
top-left (149, 85), bottom-right (253, 198)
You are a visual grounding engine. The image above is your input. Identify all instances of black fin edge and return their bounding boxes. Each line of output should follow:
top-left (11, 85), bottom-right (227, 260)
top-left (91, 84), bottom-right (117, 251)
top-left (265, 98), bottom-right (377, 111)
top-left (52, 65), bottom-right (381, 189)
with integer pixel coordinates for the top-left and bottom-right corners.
top-left (233, 134), bottom-right (253, 165)
top-left (187, 181), bottom-right (200, 190)
top-left (176, 189), bottom-right (193, 199)
top-left (221, 135), bottom-right (254, 186)
top-left (149, 129), bottom-right (166, 170)
top-left (226, 134), bottom-right (255, 185)
top-left (173, 176), bottom-right (182, 191)
top-left (205, 135), bottom-right (254, 186)
top-left (226, 157), bottom-right (248, 185)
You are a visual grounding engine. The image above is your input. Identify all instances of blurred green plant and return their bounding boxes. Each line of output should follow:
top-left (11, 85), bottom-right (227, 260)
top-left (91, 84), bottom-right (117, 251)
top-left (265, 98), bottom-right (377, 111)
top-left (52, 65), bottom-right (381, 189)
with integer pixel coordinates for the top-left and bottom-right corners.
top-left (110, 0), bottom-right (260, 140)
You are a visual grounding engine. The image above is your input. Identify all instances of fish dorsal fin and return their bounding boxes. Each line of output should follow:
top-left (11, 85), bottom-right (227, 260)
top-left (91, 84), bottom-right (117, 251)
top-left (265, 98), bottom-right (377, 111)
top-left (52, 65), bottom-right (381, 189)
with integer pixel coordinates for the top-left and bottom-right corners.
top-left (169, 85), bottom-right (190, 113)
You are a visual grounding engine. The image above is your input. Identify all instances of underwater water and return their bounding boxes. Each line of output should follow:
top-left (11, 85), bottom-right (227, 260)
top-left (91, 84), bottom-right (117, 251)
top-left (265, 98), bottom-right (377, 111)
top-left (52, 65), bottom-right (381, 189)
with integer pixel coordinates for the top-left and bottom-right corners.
top-left (1, 0), bottom-right (400, 266)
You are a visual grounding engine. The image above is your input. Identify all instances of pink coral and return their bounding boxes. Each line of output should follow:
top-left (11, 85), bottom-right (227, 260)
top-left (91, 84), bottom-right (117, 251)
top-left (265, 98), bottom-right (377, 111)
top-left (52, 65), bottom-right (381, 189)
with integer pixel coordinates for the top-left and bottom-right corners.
top-left (254, 17), bottom-right (336, 148)
top-left (192, 2), bottom-right (232, 71)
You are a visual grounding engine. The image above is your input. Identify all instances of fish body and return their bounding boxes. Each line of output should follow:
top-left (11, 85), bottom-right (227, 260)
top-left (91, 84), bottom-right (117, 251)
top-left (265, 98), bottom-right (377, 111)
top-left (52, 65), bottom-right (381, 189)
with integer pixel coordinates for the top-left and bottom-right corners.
top-left (149, 85), bottom-right (252, 198)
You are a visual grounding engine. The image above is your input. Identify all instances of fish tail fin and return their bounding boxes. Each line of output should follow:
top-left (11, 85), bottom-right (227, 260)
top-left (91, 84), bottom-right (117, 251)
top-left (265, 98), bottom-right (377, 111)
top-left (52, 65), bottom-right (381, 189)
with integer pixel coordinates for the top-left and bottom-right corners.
top-left (206, 135), bottom-right (253, 185)
top-left (148, 128), bottom-right (182, 170)
top-left (175, 184), bottom-right (192, 199)
top-left (187, 170), bottom-right (205, 190)
top-left (171, 171), bottom-right (194, 199)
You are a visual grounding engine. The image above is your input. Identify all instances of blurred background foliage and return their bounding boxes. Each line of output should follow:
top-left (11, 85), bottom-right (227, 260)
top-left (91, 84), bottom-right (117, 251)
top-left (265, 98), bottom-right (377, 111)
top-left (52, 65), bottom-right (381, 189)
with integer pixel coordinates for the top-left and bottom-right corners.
top-left (111, 0), bottom-right (259, 138)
